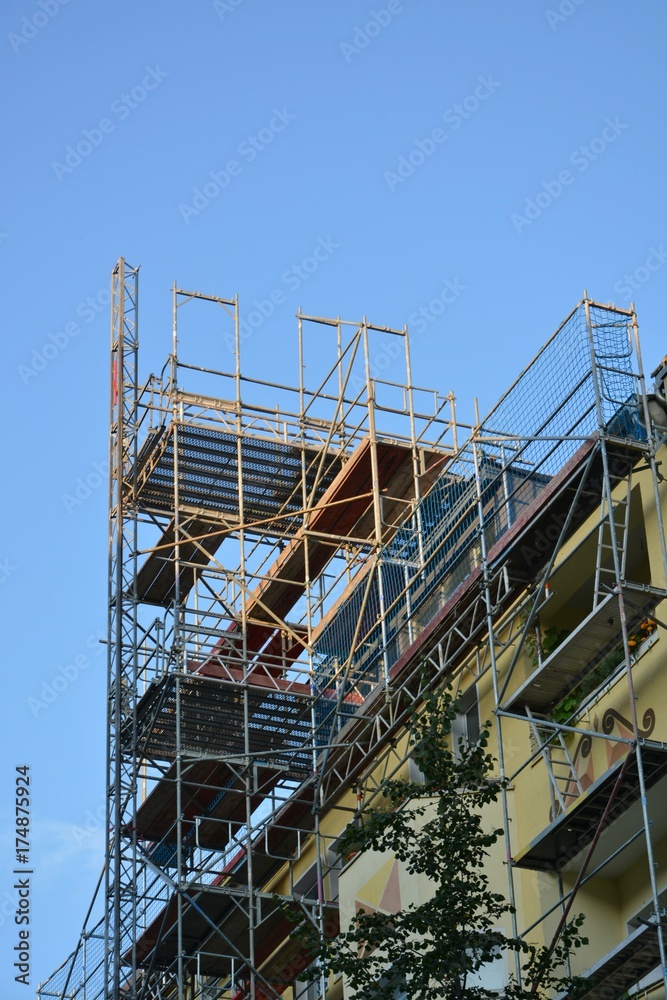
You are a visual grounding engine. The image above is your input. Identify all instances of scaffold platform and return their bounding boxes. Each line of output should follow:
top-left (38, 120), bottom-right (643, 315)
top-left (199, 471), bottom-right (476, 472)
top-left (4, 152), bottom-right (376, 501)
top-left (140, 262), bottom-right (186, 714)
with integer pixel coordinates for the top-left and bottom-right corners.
top-left (134, 757), bottom-right (314, 855)
top-left (131, 421), bottom-right (345, 531)
top-left (130, 671), bottom-right (313, 774)
top-left (513, 745), bottom-right (667, 872)
top-left (558, 921), bottom-right (661, 999)
top-left (135, 516), bottom-right (225, 606)
top-left (131, 884), bottom-right (337, 981)
top-left (504, 583), bottom-right (666, 714)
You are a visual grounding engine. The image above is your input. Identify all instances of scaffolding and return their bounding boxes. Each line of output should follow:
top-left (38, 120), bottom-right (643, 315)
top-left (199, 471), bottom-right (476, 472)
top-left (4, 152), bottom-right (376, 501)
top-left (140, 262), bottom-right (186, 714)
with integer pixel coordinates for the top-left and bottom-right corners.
top-left (38, 263), bottom-right (667, 1000)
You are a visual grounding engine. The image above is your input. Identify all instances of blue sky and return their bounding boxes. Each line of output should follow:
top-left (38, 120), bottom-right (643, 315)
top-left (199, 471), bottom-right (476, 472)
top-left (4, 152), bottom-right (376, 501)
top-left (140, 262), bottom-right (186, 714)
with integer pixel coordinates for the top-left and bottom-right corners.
top-left (1, 0), bottom-right (666, 994)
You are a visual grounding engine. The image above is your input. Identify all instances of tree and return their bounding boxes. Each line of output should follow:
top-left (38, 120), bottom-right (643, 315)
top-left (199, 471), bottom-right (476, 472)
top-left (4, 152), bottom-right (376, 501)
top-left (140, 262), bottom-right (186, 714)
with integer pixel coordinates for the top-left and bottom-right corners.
top-left (286, 687), bottom-right (588, 1000)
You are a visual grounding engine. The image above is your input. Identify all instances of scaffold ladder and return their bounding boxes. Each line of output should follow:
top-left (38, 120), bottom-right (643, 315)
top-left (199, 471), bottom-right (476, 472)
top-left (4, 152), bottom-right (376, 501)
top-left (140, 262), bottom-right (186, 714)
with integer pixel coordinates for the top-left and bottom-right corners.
top-left (594, 473), bottom-right (632, 607)
top-left (526, 708), bottom-right (583, 814)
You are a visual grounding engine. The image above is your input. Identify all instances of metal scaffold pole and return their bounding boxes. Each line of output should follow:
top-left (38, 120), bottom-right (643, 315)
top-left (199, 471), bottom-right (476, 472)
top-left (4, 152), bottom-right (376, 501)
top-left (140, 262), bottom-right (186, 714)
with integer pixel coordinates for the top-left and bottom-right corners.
top-left (471, 399), bottom-right (522, 988)
top-left (106, 258), bottom-right (140, 1000)
top-left (583, 297), bottom-right (667, 997)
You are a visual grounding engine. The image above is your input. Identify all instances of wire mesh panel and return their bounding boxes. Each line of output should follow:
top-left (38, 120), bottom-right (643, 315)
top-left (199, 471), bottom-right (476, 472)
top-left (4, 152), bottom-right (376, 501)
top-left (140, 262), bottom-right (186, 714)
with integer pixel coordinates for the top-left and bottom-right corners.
top-left (312, 302), bottom-right (646, 744)
top-left (37, 923), bottom-right (106, 1000)
top-left (132, 673), bottom-right (314, 773)
top-left (133, 423), bottom-right (344, 533)
top-left (313, 562), bottom-right (386, 741)
top-left (589, 303), bottom-right (644, 437)
top-left (480, 302), bottom-right (642, 477)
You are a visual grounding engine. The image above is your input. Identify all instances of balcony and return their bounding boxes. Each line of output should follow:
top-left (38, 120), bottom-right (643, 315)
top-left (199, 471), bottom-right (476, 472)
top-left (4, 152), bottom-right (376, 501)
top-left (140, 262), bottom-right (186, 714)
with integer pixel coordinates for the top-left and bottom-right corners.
top-left (504, 584), bottom-right (665, 715)
top-left (558, 921), bottom-right (662, 1000)
top-left (512, 744), bottom-right (667, 873)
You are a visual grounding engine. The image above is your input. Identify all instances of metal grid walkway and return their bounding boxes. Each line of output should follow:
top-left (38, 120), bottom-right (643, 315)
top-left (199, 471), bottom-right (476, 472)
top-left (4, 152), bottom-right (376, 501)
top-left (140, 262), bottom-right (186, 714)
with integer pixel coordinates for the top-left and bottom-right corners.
top-left (132, 422), bottom-right (344, 531)
top-left (131, 672), bottom-right (313, 774)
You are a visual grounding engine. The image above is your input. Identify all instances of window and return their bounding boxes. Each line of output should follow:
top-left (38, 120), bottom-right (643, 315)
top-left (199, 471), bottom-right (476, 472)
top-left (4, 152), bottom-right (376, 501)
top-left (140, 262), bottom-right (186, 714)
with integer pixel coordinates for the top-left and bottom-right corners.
top-left (451, 688), bottom-right (480, 759)
top-left (408, 688), bottom-right (481, 780)
top-left (468, 945), bottom-right (507, 994)
top-left (326, 843), bottom-right (343, 901)
top-left (294, 979), bottom-right (323, 1000)
top-left (293, 862), bottom-right (319, 902)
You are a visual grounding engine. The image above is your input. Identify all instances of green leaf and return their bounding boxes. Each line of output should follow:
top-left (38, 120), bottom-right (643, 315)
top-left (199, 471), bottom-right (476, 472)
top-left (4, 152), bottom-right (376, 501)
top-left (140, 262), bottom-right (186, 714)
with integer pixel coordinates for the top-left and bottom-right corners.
top-left (284, 683), bottom-right (589, 999)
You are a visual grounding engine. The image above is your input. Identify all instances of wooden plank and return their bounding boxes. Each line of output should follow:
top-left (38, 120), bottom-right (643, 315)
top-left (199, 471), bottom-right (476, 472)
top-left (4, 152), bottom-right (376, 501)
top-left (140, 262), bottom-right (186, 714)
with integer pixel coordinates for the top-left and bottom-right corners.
top-left (135, 517), bottom-right (225, 605)
top-left (208, 437), bottom-right (447, 668)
